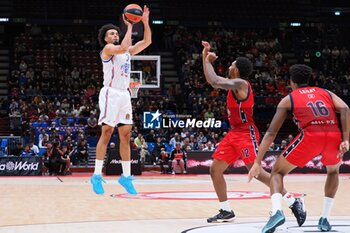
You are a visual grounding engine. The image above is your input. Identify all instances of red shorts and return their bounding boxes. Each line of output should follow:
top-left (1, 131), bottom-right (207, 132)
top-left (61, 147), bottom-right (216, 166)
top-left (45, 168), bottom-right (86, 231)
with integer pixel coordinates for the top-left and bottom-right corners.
top-left (282, 129), bottom-right (341, 167)
top-left (212, 125), bottom-right (260, 165)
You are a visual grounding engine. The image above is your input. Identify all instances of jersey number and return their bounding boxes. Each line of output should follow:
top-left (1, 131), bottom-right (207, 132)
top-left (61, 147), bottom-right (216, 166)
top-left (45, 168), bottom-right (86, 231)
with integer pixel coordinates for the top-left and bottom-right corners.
top-left (241, 148), bottom-right (250, 158)
top-left (306, 101), bottom-right (329, 117)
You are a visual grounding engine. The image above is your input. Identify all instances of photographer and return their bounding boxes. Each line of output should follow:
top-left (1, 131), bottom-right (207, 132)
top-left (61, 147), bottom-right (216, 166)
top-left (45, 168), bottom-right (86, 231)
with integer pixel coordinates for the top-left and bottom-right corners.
top-left (51, 140), bottom-right (67, 175)
top-left (61, 145), bottom-right (74, 175)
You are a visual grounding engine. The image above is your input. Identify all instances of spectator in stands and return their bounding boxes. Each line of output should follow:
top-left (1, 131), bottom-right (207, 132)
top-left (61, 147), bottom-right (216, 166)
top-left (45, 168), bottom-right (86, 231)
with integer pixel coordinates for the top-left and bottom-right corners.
top-left (76, 113), bottom-right (88, 126)
top-left (276, 140), bottom-right (287, 151)
top-left (19, 60), bottom-right (27, 73)
top-left (39, 135), bottom-right (49, 149)
top-left (197, 131), bottom-right (207, 144)
top-left (152, 137), bottom-right (166, 165)
top-left (56, 107), bottom-right (66, 118)
top-left (64, 127), bottom-right (74, 140)
top-left (159, 149), bottom-right (170, 174)
top-left (77, 128), bottom-right (86, 141)
top-left (169, 142), bottom-right (186, 174)
top-left (181, 137), bottom-right (192, 151)
top-left (29, 141), bottom-right (39, 155)
top-left (145, 129), bottom-right (156, 143)
top-left (202, 141), bottom-right (215, 151)
top-left (87, 114), bottom-right (98, 136)
top-left (180, 129), bottom-right (188, 139)
top-left (60, 114), bottom-right (69, 127)
top-left (61, 98), bottom-right (70, 110)
top-left (48, 121), bottom-right (58, 132)
top-left (38, 111), bottom-right (49, 123)
top-left (76, 138), bottom-right (89, 164)
top-left (38, 129), bottom-right (49, 142)
top-left (268, 142), bottom-right (277, 151)
top-left (71, 67), bottom-right (80, 80)
top-left (134, 133), bottom-right (143, 148)
top-left (139, 138), bottom-right (149, 164)
top-left (131, 126), bottom-right (139, 139)
top-left (9, 99), bottom-right (19, 115)
top-left (21, 144), bottom-right (35, 156)
top-left (189, 135), bottom-right (199, 150)
top-left (169, 132), bottom-right (180, 148)
top-left (204, 108), bottom-right (215, 120)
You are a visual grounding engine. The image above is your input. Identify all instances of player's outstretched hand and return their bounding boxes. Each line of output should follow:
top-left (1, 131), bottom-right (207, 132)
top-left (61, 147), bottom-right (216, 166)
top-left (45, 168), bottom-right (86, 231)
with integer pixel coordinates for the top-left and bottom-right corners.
top-left (248, 162), bottom-right (261, 183)
top-left (142, 5), bottom-right (150, 24)
top-left (206, 52), bottom-right (218, 63)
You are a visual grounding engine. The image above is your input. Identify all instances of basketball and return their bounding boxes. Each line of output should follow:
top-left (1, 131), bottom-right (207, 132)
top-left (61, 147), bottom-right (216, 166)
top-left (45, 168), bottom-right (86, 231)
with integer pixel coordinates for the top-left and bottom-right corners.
top-left (123, 4), bottom-right (143, 24)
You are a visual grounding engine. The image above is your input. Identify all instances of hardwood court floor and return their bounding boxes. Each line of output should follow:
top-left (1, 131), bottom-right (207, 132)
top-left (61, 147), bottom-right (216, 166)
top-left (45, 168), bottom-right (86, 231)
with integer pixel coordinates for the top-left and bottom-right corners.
top-left (0, 173), bottom-right (349, 233)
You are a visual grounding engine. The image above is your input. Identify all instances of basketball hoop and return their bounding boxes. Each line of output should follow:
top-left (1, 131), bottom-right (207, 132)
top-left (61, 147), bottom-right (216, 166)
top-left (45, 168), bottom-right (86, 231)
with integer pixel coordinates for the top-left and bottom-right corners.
top-left (129, 81), bottom-right (141, 98)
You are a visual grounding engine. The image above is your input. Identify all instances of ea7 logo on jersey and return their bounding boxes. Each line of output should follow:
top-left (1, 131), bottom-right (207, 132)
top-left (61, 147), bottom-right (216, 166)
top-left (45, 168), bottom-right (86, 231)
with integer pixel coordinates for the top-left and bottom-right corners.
top-left (143, 110), bottom-right (162, 129)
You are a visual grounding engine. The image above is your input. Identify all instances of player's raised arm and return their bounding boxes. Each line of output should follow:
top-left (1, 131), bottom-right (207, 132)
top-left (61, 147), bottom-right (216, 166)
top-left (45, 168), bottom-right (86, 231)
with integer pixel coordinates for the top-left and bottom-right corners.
top-left (103, 18), bottom-right (134, 56)
top-left (129, 5), bottom-right (152, 55)
top-left (202, 51), bottom-right (246, 91)
top-left (248, 96), bottom-right (290, 182)
top-left (328, 91), bottom-right (350, 153)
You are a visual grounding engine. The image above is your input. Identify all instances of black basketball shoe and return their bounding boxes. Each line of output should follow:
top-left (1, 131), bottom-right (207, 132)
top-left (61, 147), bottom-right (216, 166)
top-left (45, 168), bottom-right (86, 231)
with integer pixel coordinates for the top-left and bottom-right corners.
top-left (290, 198), bottom-right (307, 226)
top-left (207, 209), bottom-right (236, 223)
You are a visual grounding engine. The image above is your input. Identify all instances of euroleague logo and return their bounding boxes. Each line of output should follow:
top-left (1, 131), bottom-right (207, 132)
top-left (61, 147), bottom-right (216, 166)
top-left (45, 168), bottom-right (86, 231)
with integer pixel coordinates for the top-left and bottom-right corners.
top-left (110, 191), bottom-right (301, 200)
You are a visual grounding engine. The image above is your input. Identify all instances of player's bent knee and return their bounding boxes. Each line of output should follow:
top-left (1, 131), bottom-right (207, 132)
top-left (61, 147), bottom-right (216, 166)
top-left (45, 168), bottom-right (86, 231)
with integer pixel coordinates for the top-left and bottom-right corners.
top-left (210, 166), bottom-right (222, 176)
top-left (326, 168), bottom-right (339, 175)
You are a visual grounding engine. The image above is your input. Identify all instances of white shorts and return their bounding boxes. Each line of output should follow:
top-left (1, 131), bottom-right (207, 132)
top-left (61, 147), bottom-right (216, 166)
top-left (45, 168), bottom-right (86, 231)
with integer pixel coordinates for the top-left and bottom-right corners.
top-left (98, 86), bottom-right (133, 127)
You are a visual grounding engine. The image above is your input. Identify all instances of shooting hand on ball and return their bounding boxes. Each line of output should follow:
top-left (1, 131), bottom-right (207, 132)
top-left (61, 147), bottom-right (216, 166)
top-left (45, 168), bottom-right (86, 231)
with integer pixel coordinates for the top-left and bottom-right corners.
top-left (122, 14), bottom-right (134, 28)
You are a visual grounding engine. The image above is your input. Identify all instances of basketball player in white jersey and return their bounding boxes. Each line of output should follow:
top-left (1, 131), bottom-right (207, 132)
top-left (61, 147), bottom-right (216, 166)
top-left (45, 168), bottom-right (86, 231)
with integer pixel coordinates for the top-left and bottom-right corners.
top-left (91, 6), bottom-right (151, 195)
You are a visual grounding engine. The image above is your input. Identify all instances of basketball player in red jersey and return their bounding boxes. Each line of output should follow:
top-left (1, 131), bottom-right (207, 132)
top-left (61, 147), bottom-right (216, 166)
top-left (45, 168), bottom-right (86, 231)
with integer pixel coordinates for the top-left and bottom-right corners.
top-left (202, 42), bottom-right (305, 224)
top-left (249, 64), bottom-right (350, 233)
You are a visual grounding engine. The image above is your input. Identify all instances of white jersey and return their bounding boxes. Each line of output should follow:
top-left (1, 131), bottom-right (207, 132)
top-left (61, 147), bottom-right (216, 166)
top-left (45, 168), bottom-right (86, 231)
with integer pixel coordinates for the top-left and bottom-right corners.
top-left (101, 52), bottom-right (131, 90)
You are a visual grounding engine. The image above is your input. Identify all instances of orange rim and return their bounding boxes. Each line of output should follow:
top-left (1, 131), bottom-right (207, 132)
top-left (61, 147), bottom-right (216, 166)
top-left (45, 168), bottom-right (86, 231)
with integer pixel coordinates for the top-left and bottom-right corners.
top-left (130, 81), bottom-right (141, 88)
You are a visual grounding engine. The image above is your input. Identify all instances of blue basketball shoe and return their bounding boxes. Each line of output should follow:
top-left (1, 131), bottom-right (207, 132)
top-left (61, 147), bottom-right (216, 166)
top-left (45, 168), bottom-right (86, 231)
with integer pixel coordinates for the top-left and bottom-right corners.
top-left (90, 174), bottom-right (106, 195)
top-left (118, 175), bottom-right (137, 195)
top-left (318, 217), bottom-right (332, 232)
top-left (262, 210), bottom-right (285, 233)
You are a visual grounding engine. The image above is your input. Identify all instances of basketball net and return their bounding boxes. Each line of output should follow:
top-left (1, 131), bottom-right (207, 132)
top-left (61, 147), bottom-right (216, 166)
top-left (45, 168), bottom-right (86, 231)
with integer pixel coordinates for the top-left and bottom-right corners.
top-left (129, 81), bottom-right (141, 98)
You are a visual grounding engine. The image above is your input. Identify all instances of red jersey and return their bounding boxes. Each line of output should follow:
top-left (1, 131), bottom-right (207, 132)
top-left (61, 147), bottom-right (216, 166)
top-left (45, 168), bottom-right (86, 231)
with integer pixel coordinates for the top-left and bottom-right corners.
top-left (289, 86), bottom-right (338, 130)
top-left (227, 82), bottom-right (255, 127)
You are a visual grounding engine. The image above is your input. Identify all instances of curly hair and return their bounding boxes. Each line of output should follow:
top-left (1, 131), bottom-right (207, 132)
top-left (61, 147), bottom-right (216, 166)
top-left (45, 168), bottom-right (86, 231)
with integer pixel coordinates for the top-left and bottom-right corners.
top-left (235, 57), bottom-right (253, 78)
top-left (98, 24), bottom-right (120, 47)
top-left (289, 64), bottom-right (312, 84)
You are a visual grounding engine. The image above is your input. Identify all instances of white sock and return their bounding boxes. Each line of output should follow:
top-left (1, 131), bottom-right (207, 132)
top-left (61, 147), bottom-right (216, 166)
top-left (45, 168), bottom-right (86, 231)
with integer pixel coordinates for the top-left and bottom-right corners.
top-left (271, 193), bottom-right (283, 215)
top-left (283, 192), bottom-right (296, 207)
top-left (94, 159), bottom-right (104, 175)
top-left (321, 197), bottom-right (334, 219)
top-left (219, 201), bottom-right (231, 212)
top-left (122, 161), bottom-right (131, 177)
